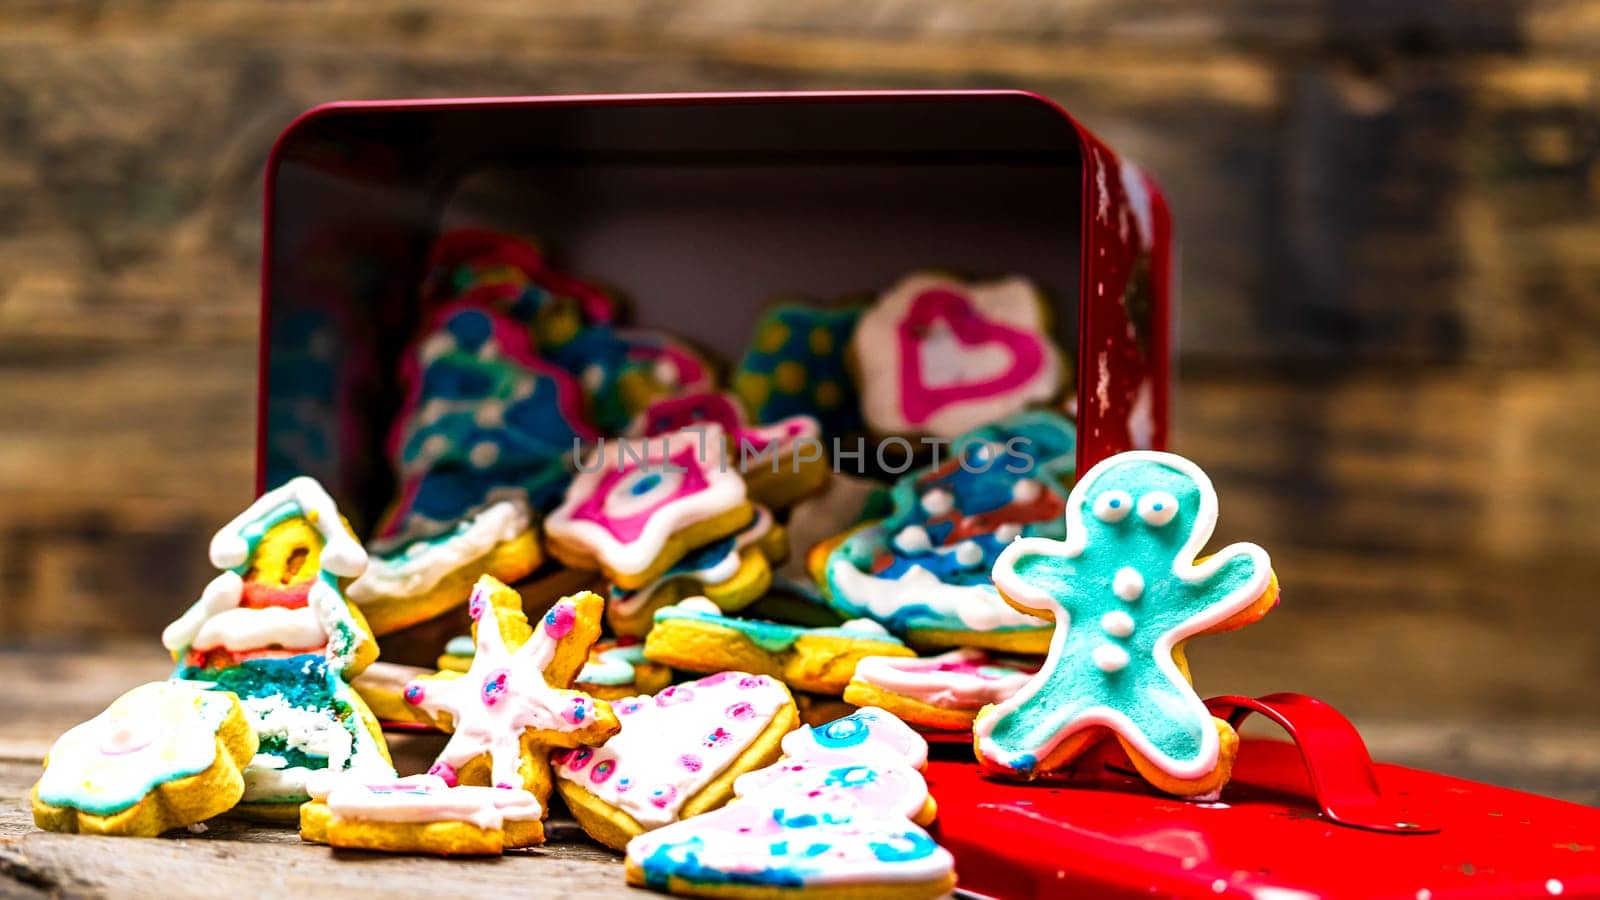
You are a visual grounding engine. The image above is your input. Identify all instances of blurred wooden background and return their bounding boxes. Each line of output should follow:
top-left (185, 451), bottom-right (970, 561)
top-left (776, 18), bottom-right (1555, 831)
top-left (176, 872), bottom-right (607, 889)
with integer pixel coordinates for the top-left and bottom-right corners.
top-left (1, 1), bottom-right (1598, 733)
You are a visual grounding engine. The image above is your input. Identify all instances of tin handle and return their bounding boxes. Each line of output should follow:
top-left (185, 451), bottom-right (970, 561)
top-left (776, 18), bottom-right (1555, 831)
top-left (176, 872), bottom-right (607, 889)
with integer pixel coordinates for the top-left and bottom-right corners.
top-left (1205, 692), bottom-right (1439, 835)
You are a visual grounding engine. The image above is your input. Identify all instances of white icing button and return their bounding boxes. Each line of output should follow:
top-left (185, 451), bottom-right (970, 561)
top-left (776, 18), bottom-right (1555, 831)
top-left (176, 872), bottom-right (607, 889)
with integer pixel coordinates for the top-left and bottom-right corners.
top-left (920, 489), bottom-right (955, 517)
top-left (839, 618), bottom-right (889, 636)
top-left (1092, 643), bottom-right (1129, 673)
top-left (1113, 567), bottom-right (1144, 602)
top-left (893, 525), bottom-right (934, 555)
top-left (1137, 491), bottom-right (1178, 527)
top-left (477, 342), bottom-right (498, 362)
top-left (676, 596), bottom-right (721, 615)
top-left (419, 434), bottom-right (450, 464)
top-left (474, 400), bottom-right (505, 428)
top-left (1100, 610), bottom-right (1135, 638)
top-left (994, 524), bottom-right (1023, 544)
top-left (419, 398), bottom-right (448, 426)
top-left (1092, 490), bottom-right (1133, 523)
top-left (419, 332), bottom-right (455, 363)
top-left (1012, 478), bottom-right (1043, 503)
top-left (581, 364), bottom-right (606, 392)
top-left (652, 358), bottom-right (680, 386)
top-left (511, 378), bottom-right (536, 400)
top-left (469, 441), bottom-right (500, 469)
top-left (953, 540), bottom-right (984, 568)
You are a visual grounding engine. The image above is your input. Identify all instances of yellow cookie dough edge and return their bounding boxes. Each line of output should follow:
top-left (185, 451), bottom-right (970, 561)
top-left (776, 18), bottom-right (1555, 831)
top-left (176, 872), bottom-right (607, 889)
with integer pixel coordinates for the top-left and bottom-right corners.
top-left (32, 694), bottom-right (258, 837)
top-left (359, 529), bottom-right (543, 637)
top-left (559, 697), bottom-right (799, 851)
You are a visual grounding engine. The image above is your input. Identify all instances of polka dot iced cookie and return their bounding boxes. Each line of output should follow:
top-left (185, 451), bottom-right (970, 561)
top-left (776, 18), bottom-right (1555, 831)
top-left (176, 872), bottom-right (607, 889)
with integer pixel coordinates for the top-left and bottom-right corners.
top-left (974, 451), bottom-right (1281, 797)
top-left (32, 681), bottom-right (258, 837)
top-left (555, 671), bottom-right (799, 850)
top-left (823, 411), bottom-right (1077, 653)
top-left (733, 305), bottom-right (864, 440)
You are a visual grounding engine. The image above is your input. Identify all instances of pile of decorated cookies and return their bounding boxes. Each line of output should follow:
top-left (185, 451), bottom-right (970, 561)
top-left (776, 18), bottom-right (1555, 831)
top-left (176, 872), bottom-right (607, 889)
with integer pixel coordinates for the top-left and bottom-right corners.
top-left (31, 231), bottom-right (1281, 900)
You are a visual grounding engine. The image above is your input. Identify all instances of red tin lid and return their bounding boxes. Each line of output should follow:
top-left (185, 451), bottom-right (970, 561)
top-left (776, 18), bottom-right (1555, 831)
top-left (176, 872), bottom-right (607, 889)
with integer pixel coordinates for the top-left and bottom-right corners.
top-left (927, 694), bottom-right (1600, 899)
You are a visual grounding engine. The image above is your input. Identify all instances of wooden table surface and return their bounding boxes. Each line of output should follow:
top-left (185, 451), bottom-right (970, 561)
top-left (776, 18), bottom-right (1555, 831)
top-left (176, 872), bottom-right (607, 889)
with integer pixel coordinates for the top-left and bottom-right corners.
top-left (2, 646), bottom-right (1596, 899)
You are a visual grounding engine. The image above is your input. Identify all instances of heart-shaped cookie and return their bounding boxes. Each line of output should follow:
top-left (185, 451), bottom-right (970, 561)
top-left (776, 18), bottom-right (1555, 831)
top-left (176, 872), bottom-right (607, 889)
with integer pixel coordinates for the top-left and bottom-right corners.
top-left (853, 272), bottom-right (1064, 438)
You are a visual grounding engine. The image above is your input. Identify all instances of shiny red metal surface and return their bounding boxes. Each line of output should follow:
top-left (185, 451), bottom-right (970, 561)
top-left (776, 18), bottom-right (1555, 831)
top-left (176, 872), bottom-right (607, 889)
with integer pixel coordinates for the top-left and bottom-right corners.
top-left (927, 695), bottom-right (1600, 899)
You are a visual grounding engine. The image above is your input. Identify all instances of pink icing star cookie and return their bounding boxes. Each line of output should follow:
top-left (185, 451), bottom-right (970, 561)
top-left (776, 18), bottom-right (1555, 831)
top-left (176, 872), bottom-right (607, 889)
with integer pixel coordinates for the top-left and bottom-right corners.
top-left (851, 271), bottom-right (1065, 438)
top-left (628, 391), bottom-right (827, 509)
top-left (545, 423), bottom-right (754, 590)
top-left (554, 671), bottom-right (800, 850)
top-left (844, 649), bottom-right (1039, 732)
top-left (625, 708), bottom-right (956, 899)
top-left (402, 576), bottom-right (619, 811)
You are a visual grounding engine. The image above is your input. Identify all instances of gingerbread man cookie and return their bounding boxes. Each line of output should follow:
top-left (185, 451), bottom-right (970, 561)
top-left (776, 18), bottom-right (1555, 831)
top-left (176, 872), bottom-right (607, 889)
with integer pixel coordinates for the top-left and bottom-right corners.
top-left (974, 451), bottom-right (1280, 797)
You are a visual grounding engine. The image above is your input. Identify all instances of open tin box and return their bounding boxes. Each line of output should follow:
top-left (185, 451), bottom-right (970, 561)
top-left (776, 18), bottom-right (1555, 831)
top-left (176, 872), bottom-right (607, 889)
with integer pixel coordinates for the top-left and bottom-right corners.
top-left (257, 92), bottom-right (1598, 899)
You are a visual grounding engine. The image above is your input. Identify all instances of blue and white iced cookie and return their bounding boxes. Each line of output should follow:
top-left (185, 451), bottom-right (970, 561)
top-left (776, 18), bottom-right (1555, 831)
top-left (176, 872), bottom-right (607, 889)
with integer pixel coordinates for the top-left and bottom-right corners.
top-left (624, 707), bottom-right (956, 899)
top-left (377, 302), bottom-right (597, 542)
top-left (823, 411), bottom-right (1077, 653)
top-left (643, 598), bottom-right (915, 696)
top-left (606, 506), bottom-right (788, 637)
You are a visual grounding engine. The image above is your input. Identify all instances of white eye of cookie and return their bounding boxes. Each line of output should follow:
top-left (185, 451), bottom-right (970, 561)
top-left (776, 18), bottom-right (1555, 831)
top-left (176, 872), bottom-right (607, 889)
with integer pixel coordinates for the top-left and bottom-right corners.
top-left (1092, 490), bottom-right (1133, 523)
top-left (1137, 491), bottom-right (1178, 526)
top-left (602, 468), bottom-right (686, 519)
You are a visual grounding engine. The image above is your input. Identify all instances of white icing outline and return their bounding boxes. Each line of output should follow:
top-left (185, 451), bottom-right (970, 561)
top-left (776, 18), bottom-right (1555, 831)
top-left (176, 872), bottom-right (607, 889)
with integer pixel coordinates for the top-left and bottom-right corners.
top-left (348, 497), bottom-right (531, 604)
top-left (546, 424), bottom-right (747, 579)
top-left (852, 272), bottom-right (1064, 438)
top-left (209, 476), bottom-right (367, 578)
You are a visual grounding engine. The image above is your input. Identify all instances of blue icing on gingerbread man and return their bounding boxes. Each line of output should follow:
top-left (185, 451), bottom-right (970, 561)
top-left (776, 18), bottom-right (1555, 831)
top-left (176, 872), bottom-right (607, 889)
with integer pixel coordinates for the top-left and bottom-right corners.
top-left (974, 451), bottom-right (1276, 787)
